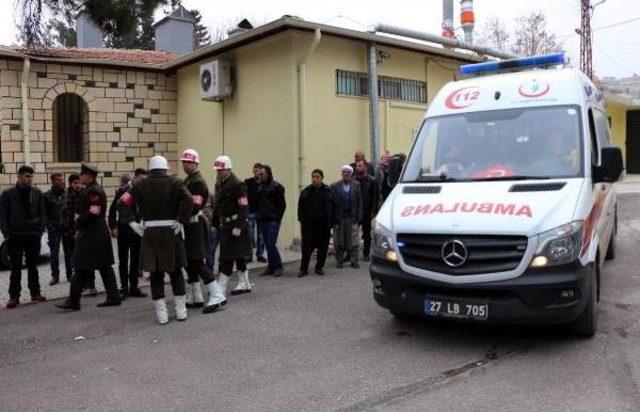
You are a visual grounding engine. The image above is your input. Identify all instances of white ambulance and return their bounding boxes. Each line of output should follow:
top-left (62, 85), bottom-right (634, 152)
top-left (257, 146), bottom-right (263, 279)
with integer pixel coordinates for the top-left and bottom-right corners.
top-left (370, 54), bottom-right (624, 337)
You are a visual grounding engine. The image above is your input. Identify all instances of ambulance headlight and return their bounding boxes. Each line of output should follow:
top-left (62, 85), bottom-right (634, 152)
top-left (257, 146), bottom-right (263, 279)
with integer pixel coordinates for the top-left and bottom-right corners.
top-left (531, 221), bottom-right (583, 267)
top-left (372, 221), bottom-right (398, 262)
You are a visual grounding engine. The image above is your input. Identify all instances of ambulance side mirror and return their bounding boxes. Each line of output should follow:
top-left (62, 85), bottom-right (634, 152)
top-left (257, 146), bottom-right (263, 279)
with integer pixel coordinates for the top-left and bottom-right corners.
top-left (593, 146), bottom-right (623, 183)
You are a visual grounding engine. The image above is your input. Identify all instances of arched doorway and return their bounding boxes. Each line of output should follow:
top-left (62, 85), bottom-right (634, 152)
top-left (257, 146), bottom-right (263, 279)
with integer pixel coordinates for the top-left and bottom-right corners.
top-left (52, 93), bottom-right (89, 162)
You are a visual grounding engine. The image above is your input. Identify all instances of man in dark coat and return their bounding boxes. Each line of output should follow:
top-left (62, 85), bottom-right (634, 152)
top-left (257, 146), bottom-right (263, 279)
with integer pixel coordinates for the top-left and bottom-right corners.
top-left (257, 165), bottom-right (286, 276)
top-left (61, 173), bottom-right (82, 288)
top-left (207, 155), bottom-right (252, 312)
top-left (330, 165), bottom-right (363, 269)
top-left (1, 165), bottom-right (47, 308)
top-left (355, 159), bottom-right (379, 262)
top-left (117, 155), bottom-right (193, 324)
top-left (108, 169), bottom-right (147, 299)
top-left (180, 149), bottom-right (216, 310)
top-left (244, 163), bottom-right (265, 262)
top-left (44, 172), bottom-right (73, 286)
top-left (56, 163), bottom-right (121, 310)
top-left (297, 169), bottom-right (336, 277)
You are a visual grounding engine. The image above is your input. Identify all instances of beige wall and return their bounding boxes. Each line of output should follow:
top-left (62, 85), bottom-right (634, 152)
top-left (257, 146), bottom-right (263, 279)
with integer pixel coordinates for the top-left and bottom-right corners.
top-left (177, 29), bottom-right (465, 246)
top-left (177, 32), bottom-right (298, 246)
top-left (607, 101), bottom-right (628, 164)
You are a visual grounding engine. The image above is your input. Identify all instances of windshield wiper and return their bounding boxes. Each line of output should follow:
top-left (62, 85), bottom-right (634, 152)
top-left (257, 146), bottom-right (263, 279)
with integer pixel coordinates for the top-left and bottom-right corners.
top-left (471, 175), bottom-right (552, 182)
top-left (414, 172), bottom-right (458, 182)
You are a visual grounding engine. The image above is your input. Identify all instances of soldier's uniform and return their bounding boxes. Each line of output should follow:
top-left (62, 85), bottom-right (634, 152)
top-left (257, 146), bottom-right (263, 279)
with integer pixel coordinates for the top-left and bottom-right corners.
top-left (183, 168), bottom-right (215, 307)
top-left (56, 164), bottom-right (121, 310)
top-left (205, 156), bottom-right (252, 313)
top-left (118, 156), bottom-right (193, 324)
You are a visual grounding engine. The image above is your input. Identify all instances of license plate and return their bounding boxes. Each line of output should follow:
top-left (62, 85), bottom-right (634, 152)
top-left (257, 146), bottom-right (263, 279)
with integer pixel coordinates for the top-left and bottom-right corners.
top-left (424, 296), bottom-right (489, 321)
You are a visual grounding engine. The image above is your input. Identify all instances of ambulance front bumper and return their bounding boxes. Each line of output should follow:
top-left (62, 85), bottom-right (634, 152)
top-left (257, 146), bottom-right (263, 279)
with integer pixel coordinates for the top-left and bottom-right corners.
top-left (370, 257), bottom-right (592, 325)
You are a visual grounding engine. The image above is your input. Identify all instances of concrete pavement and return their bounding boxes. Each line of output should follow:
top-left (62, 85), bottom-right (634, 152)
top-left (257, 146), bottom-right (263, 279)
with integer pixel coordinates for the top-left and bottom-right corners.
top-left (1, 194), bottom-right (640, 411)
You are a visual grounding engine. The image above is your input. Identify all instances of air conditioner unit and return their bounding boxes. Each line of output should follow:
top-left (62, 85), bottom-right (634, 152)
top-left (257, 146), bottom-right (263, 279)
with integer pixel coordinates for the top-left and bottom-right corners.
top-left (200, 60), bottom-right (232, 100)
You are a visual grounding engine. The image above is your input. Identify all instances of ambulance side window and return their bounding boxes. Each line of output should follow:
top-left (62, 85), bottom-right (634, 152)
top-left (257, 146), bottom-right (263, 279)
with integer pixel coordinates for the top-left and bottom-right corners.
top-left (587, 108), bottom-right (599, 165)
top-left (593, 109), bottom-right (611, 146)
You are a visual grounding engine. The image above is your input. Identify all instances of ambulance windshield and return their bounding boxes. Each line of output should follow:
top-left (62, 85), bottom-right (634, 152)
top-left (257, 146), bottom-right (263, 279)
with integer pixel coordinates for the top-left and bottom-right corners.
top-left (402, 105), bottom-right (583, 182)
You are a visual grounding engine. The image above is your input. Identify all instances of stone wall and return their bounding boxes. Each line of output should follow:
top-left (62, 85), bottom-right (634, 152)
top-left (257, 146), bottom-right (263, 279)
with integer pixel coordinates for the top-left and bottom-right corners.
top-left (0, 58), bottom-right (178, 196)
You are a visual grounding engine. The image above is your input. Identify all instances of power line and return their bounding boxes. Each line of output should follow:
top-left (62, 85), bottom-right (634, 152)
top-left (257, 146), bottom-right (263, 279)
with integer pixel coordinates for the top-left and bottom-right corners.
top-left (559, 16), bottom-right (640, 39)
top-left (594, 44), bottom-right (636, 75)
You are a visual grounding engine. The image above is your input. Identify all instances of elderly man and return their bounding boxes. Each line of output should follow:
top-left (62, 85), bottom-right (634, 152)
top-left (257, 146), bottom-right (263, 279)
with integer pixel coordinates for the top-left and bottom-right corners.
top-left (330, 165), bottom-right (363, 269)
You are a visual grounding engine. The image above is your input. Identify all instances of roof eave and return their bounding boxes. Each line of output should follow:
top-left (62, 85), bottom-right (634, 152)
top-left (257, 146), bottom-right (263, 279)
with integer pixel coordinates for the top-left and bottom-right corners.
top-left (164, 17), bottom-right (486, 71)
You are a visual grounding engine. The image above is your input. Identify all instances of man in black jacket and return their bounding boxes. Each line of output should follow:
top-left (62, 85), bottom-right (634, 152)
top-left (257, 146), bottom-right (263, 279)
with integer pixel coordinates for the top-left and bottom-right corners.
top-left (108, 169), bottom-right (147, 299)
top-left (1, 165), bottom-right (47, 308)
top-left (44, 172), bottom-right (73, 286)
top-left (355, 159), bottom-right (379, 262)
top-left (257, 165), bottom-right (286, 276)
top-left (244, 163), bottom-right (266, 262)
top-left (297, 169), bottom-right (335, 277)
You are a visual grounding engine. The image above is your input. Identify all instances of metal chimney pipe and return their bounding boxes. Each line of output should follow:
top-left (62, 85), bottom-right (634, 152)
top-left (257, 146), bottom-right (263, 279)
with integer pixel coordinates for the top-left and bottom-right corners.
top-left (372, 23), bottom-right (517, 60)
top-left (460, 0), bottom-right (475, 43)
top-left (442, 0), bottom-right (455, 38)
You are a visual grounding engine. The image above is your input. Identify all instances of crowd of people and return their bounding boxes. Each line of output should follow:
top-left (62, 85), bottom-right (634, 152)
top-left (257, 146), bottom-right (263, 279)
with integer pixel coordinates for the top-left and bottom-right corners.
top-left (0, 148), bottom-right (404, 325)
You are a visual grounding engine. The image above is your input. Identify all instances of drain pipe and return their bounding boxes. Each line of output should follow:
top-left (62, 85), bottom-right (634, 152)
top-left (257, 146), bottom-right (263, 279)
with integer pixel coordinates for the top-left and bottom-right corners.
top-left (297, 28), bottom-right (321, 190)
top-left (367, 43), bottom-right (381, 168)
top-left (373, 23), bottom-right (517, 60)
top-left (20, 57), bottom-right (31, 166)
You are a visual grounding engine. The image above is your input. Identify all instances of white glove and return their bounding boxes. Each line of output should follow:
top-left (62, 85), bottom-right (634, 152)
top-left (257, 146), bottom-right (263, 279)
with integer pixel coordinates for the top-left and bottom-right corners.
top-left (232, 227), bottom-right (241, 237)
top-left (129, 222), bottom-right (144, 237)
top-left (173, 222), bottom-right (184, 235)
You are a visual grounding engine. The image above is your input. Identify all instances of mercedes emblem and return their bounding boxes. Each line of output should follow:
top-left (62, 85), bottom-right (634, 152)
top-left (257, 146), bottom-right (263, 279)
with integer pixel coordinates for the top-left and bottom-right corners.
top-left (441, 239), bottom-right (468, 267)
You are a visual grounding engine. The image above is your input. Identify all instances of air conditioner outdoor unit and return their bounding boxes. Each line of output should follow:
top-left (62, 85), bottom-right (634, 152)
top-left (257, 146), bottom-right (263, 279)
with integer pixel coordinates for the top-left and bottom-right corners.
top-left (200, 60), bottom-right (232, 100)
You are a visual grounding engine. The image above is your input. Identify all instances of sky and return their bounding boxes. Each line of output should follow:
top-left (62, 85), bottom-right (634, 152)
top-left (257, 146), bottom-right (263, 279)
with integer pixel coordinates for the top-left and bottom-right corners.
top-left (0, 0), bottom-right (638, 79)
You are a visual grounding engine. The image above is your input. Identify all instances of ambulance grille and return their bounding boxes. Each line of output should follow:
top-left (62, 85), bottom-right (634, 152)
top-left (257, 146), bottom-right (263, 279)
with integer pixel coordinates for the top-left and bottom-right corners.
top-left (402, 185), bottom-right (442, 194)
top-left (396, 234), bottom-right (528, 275)
top-left (509, 182), bottom-right (566, 192)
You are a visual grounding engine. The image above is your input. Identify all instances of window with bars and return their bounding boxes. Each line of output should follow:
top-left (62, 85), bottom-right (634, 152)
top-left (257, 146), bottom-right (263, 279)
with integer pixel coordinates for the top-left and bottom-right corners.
top-left (336, 69), bottom-right (427, 103)
top-left (52, 93), bottom-right (88, 162)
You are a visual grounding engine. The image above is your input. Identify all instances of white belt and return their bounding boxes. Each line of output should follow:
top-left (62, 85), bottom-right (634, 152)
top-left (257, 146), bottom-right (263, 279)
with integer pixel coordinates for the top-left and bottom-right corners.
top-left (144, 220), bottom-right (177, 228)
top-left (130, 220), bottom-right (184, 238)
top-left (189, 210), bottom-right (204, 224)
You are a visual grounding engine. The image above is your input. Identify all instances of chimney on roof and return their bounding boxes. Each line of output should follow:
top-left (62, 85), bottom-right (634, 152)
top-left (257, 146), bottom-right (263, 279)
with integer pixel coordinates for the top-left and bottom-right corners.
top-left (76, 11), bottom-right (104, 48)
top-left (154, 5), bottom-right (195, 55)
top-left (227, 19), bottom-right (254, 38)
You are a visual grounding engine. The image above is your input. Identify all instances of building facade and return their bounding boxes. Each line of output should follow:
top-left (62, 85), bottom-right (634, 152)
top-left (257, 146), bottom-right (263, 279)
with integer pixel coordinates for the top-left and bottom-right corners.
top-left (0, 49), bottom-right (178, 196)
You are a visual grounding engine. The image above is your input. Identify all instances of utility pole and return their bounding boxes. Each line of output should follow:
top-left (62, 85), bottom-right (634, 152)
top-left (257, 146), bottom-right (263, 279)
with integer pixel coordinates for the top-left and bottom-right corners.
top-left (579, 0), bottom-right (593, 79)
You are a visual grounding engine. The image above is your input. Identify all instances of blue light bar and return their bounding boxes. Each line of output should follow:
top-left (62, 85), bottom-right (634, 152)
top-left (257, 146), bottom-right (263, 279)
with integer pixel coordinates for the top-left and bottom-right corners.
top-left (459, 53), bottom-right (566, 77)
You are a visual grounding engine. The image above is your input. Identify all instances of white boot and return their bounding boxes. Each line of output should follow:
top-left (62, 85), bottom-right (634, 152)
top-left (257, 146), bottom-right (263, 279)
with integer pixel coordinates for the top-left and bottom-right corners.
top-left (174, 295), bottom-right (187, 321)
top-left (154, 299), bottom-right (170, 325)
top-left (203, 274), bottom-right (229, 314)
top-left (230, 270), bottom-right (252, 295)
top-left (186, 282), bottom-right (204, 308)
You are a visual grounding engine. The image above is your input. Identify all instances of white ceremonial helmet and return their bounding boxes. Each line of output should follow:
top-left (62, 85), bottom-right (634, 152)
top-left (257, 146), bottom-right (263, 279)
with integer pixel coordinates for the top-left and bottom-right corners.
top-left (149, 155), bottom-right (169, 170)
top-left (214, 155), bottom-right (233, 170)
top-left (180, 148), bottom-right (200, 163)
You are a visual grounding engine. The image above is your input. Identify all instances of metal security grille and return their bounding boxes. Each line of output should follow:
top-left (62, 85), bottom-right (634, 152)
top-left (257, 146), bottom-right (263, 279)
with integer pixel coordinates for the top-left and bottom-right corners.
top-left (53, 93), bottom-right (87, 162)
top-left (336, 70), bottom-right (427, 103)
top-left (397, 234), bottom-right (528, 275)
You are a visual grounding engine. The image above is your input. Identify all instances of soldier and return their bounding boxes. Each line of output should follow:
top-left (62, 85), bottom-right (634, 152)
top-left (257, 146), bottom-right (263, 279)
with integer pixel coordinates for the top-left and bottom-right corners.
top-left (117, 155), bottom-right (193, 325)
top-left (180, 149), bottom-right (217, 311)
top-left (56, 163), bottom-right (121, 310)
top-left (206, 155), bottom-right (252, 313)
